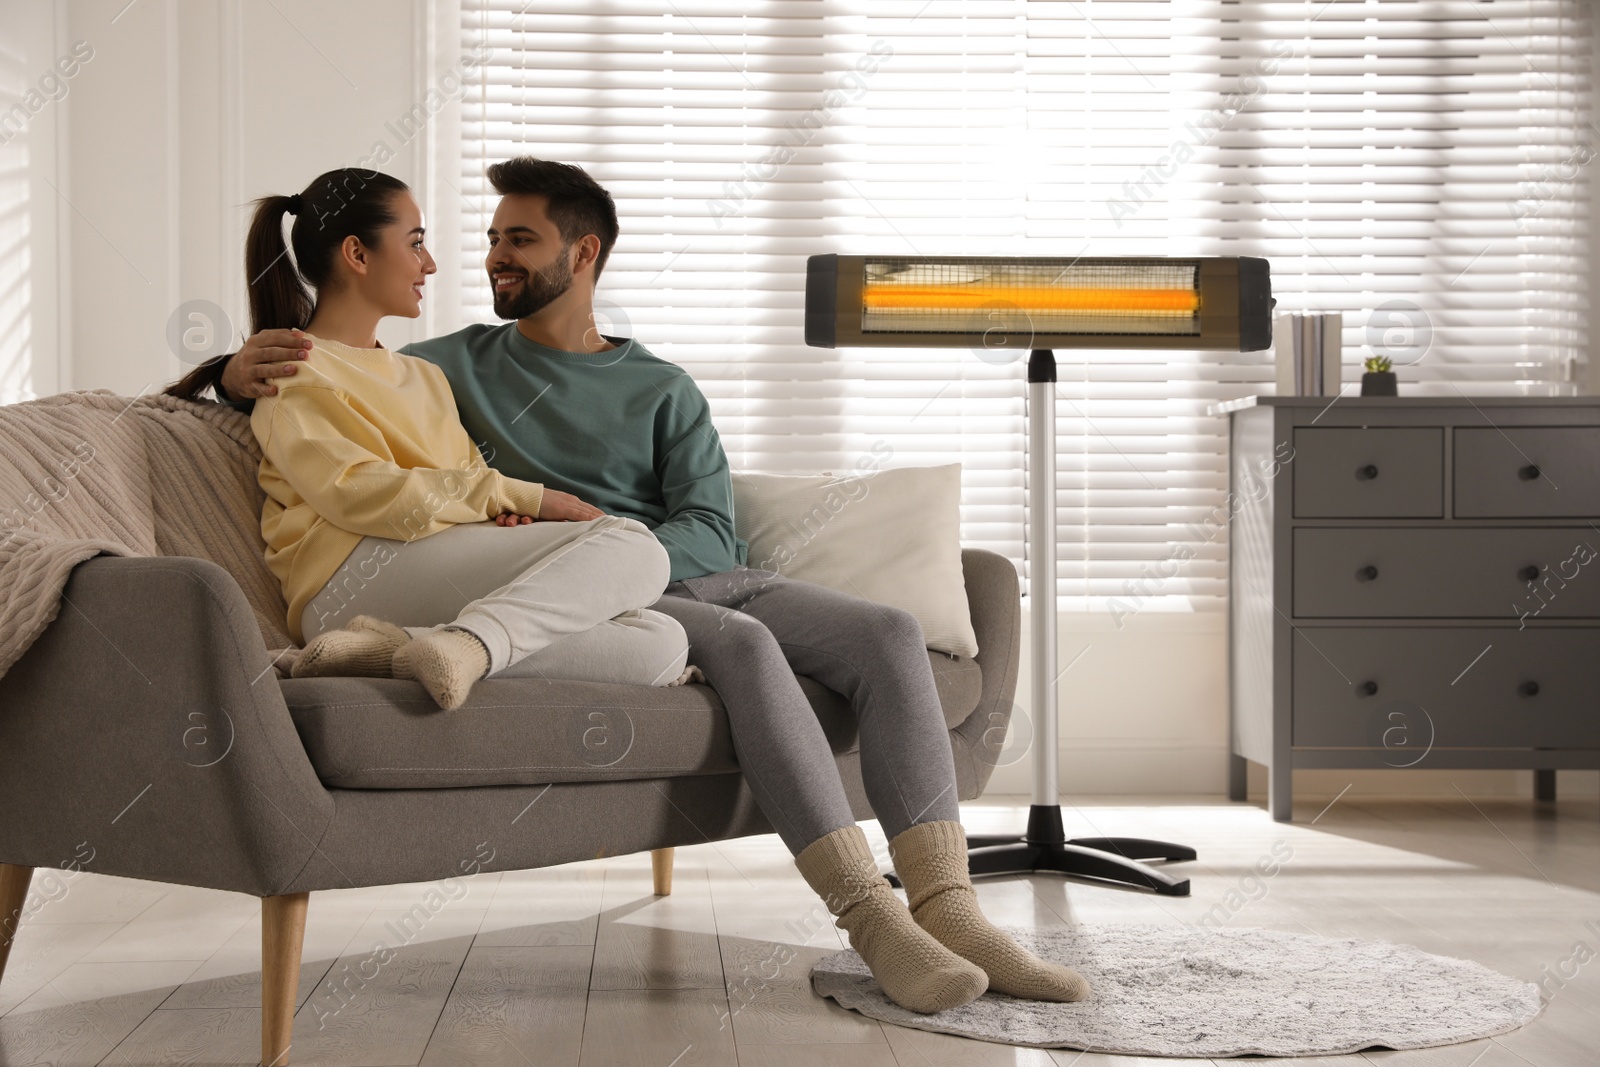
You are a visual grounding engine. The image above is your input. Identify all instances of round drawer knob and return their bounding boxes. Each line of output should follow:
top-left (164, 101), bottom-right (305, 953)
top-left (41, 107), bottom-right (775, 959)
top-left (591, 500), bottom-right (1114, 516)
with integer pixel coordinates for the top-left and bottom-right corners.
top-left (1358, 565), bottom-right (1379, 581)
top-left (1358, 464), bottom-right (1379, 480)
top-left (1520, 681), bottom-right (1540, 697)
top-left (1519, 565), bottom-right (1541, 582)
top-left (1359, 680), bottom-right (1379, 696)
top-left (1519, 464), bottom-right (1542, 481)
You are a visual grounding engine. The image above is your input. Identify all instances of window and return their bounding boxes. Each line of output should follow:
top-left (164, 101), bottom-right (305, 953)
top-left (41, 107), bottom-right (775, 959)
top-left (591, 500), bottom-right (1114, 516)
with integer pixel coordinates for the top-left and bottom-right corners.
top-left (460, 0), bottom-right (1591, 611)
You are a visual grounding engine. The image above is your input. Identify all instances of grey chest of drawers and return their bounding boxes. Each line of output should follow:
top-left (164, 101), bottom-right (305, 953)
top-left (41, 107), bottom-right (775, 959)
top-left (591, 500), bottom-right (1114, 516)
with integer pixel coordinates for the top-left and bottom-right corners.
top-left (1217, 395), bottom-right (1600, 821)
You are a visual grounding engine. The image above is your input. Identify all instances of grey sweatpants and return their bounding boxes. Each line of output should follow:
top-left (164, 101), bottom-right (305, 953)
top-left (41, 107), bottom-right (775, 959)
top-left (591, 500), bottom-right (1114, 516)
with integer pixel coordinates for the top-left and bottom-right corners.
top-left (651, 565), bottom-right (962, 856)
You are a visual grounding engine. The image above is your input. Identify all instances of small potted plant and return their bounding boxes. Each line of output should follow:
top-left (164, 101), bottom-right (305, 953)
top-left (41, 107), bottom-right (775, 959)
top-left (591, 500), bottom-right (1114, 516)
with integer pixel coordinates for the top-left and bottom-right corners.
top-left (1361, 355), bottom-right (1397, 397)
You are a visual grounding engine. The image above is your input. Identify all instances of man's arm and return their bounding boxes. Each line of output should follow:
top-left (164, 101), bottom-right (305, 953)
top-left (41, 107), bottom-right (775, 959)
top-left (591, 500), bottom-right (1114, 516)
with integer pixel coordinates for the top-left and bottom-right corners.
top-left (652, 378), bottom-right (747, 582)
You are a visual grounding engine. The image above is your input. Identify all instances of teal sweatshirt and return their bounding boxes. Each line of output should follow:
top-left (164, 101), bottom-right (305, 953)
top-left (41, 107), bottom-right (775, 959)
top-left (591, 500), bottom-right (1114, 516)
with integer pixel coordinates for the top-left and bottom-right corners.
top-left (398, 322), bottom-right (748, 582)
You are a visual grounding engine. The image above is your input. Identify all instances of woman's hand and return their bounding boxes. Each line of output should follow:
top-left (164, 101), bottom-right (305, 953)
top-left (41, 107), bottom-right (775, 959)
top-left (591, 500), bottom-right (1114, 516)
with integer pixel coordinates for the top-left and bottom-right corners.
top-left (536, 489), bottom-right (605, 522)
top-left (495, 513), bottom-right (535, 526)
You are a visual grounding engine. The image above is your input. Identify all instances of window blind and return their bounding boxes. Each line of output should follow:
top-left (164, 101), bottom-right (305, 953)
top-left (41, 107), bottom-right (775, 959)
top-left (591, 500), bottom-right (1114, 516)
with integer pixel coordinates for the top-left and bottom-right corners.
top-left (459, 0), bottom-right (1591, 612)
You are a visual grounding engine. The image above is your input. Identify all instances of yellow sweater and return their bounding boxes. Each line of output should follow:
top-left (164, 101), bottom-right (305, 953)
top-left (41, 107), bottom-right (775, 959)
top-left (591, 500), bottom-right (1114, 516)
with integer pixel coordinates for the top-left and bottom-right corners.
top-left (250, 335), bottom-right (545, 642)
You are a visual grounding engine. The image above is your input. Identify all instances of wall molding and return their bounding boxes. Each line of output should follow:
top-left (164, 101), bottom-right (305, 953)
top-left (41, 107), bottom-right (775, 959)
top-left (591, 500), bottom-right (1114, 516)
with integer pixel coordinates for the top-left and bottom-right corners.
top-left (218, 0), bottom-right (243, 344)
top-left (51, 0), bottom-right (72, 394)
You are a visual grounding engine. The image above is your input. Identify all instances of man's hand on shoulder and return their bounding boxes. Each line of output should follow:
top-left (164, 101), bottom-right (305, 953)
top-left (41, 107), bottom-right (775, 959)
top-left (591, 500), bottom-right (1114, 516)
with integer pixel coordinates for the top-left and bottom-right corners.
top-left (218, 328), bottom-right (313, 401)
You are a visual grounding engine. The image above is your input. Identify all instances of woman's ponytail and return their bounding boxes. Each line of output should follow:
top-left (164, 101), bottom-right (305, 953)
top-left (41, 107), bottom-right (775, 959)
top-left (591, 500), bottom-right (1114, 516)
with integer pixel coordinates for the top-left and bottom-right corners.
top-left (163, 351), bottom-right (233, 403)
top-left (244, 194), bottom-right (314, 335)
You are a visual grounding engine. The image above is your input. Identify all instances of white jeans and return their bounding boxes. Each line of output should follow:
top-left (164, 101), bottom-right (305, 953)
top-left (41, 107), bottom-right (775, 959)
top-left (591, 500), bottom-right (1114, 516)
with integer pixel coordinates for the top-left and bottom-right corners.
top-left (300, 515), bottom-right (689, 686)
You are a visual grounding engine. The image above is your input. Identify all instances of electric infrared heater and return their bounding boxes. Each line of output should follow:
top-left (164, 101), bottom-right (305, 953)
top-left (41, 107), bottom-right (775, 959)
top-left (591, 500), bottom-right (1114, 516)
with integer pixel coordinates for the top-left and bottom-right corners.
top-left (805, 253), bottom-right (1272, 351)
top-left (805, 253), bottom-right (1274, 897)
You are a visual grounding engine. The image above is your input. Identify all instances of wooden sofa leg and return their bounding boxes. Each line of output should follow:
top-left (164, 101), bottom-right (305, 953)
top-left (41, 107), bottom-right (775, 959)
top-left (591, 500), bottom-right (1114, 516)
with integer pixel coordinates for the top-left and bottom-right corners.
top-left (0, 864), bottom-right (33, 983)
top-left (651, 848), bottom-right (674, 896)
top-left (262, 892), bottom-right (309, 1067)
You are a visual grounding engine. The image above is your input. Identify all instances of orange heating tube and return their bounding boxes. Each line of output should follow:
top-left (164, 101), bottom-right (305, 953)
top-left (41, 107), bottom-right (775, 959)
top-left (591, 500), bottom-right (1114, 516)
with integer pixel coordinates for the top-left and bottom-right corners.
top-left (863, 285), bottom-right (1200, 313)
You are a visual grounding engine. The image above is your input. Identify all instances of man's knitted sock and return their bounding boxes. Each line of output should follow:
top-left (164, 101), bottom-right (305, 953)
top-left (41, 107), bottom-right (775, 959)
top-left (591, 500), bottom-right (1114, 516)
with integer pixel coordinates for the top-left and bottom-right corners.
top-left (794, 823), bottom-right (987, 1014)
top-left (392, 626), bottom-right (491, 710)
top-left (292, 615), bottom-right (411, 679)
top-left (889, 820), bottom-right (1090, 1002)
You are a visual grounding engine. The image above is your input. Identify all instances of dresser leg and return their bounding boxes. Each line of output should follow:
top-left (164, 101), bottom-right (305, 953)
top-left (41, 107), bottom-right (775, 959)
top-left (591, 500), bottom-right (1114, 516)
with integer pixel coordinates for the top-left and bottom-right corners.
top-left (1227, 754), bottom-right (1249, 802)
top-left (1269, 764), bottom-right (1293, 822)
top-left (1534, 769), bottom-right (1557, 803)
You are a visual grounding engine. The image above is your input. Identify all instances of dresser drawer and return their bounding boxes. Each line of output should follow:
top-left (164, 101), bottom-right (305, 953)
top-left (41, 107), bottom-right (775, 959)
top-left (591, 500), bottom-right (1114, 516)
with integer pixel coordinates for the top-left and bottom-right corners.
top-left (1292, 428), bottom-right (1443, 518)
top-left (1292, 627), bottom-right (1600, 749)
top-left (1293, 528), bottom-right (1600, 619)
top-left (1455, 427), bottom-right (1600, 517)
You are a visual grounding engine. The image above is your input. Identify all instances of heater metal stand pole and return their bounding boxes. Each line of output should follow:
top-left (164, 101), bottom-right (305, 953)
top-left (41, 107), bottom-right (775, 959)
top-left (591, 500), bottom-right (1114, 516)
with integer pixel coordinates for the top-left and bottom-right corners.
top-left (908, 348), bottom-right (1196, 896)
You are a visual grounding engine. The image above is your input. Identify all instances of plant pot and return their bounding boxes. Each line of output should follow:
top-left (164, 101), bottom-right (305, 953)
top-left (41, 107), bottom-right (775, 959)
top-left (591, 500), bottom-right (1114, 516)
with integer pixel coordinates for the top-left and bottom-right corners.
top-left (1360, 371), bottom-right (1398, 397)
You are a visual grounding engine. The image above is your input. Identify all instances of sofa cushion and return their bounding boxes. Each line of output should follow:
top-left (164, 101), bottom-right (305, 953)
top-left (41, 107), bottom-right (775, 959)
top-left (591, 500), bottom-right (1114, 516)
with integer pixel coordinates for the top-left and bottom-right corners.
top-left (732, 464), bottom-right (979, 657)
top-left (281, 649), bottom-right (983, 789)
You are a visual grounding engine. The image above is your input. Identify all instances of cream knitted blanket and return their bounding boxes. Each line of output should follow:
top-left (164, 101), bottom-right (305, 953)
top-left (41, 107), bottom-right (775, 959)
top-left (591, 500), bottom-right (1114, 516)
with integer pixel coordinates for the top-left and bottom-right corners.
top-left (0, 390), bottom-right (294, 679)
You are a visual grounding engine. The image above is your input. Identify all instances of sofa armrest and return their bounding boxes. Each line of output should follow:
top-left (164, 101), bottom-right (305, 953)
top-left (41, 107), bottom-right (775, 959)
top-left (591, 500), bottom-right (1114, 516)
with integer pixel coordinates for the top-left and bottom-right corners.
top-left (951, 548), bottom-right (1023, 797)
top-left (0, 556), bottom-right (333, 897)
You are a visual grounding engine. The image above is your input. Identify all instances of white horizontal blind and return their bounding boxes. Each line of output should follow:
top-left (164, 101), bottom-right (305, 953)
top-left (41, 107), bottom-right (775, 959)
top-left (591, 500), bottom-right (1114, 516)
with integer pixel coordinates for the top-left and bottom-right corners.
top-left (1179, 0), bottom-right (1591, 392)
top-left (460, 0), bottom-right (1591, 612)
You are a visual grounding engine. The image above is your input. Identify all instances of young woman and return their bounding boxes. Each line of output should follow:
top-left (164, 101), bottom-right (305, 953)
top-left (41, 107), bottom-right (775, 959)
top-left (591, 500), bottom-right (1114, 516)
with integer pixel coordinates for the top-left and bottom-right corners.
top-left (170, 168), bottom-right (690, 708)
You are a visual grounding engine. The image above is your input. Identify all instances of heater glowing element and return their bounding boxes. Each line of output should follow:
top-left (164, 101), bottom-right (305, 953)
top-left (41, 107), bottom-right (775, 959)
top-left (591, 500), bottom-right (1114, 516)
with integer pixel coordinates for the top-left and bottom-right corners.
top-left (861, 286), bottom-right (1201, 313)
top-left (805, 254), bottom-right (1272, 351)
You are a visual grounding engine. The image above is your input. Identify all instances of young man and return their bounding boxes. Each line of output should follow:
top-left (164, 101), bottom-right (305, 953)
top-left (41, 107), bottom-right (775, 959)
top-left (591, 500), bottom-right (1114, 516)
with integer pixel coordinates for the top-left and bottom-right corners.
top-left (217, 158), bottom-right (1086, 1011)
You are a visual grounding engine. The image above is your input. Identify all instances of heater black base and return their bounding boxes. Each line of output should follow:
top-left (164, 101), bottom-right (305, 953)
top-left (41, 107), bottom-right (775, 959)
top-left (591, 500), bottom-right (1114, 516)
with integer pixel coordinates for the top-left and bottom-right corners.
top-left (885, 804), bottom-right (1196, 897)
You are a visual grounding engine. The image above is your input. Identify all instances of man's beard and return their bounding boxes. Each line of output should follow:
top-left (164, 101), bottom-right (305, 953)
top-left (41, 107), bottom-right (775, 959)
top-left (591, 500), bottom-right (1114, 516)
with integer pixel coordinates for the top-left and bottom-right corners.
top-left (492, 246), bottom-right (574, 320)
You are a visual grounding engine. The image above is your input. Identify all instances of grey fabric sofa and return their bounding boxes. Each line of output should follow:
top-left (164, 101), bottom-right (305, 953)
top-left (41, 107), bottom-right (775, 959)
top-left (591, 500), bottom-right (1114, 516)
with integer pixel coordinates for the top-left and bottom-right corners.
top-left (0, 548), bottom-right (1020, 1065)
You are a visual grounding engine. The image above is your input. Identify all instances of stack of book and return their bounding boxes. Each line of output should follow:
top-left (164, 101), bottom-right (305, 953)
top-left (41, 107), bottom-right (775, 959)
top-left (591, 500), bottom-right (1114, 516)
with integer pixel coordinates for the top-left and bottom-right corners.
top-left (1273, 312), bottom-right (1343, 396)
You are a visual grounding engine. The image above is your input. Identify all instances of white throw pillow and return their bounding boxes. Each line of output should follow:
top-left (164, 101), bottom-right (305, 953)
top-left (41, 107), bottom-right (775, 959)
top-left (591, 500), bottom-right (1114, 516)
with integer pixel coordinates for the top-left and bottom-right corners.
top-left (731, 463), bottom-right (979, 658)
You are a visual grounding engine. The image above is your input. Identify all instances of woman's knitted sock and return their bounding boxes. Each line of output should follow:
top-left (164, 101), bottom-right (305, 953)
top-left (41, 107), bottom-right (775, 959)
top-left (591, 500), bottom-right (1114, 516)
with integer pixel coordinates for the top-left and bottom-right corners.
top-left (794, 823), bottom-right (987, 1014)
top-left (889, 820), bottom-right (1090, 1002)
top-left (292, 615), bottom-right (411, 679)
top-left (392, 626), bottom-right (490, 710)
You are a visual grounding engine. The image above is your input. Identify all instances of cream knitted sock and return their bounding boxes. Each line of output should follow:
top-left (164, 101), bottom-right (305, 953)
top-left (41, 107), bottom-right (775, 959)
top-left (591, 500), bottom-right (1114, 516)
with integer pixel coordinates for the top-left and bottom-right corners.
top-left (291, 615), bottom-right (411, 679)
top-left (794, 824), bottom-right (987, 1014)
top-left (391, 626), bottom-right (491, 710)
top-left (890, 820), bottom-right (1090, 1002)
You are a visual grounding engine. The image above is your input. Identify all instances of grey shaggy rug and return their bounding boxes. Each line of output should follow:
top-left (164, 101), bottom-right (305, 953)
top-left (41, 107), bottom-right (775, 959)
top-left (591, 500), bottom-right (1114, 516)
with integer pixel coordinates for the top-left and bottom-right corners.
top-left (809, 922), bottom-right (1543, 1057)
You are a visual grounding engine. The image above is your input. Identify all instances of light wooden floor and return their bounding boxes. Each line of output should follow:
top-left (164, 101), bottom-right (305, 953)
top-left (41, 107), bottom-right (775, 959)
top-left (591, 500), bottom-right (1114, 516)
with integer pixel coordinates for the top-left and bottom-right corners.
top-left (1, 792), bottom-right (1595, 1066)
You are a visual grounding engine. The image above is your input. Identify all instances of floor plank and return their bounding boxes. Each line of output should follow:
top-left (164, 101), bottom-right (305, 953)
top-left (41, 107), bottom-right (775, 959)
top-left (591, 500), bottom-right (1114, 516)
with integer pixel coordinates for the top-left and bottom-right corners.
top-left (285, 908), bottom-right (485, 1066)
top-left (419, 945), bottom-right (591, 1067)
top-left (590, 857), bottom-right (723, 991)
top-left (98, 1004), bottom-right (261, 1066)
top-left (717, 935), bottom-right (885, 1047)
top-left (881, 1024), bottom-right (1062, 1065)
top-left (737, 1041), bottom-right (902, 1066)
top-left (0, 960), bottom-right (198, 1067)
top-left (475, 865), bottom-right (605, 948)
top-left (77, 886), bottom-right (258, 966)
top-left (12, 871), bottom-right (170, 928)
top-left (0, 922), bottom-right (125, 1019)
top-left (578, 987), bottom-right (738, 1067)
top-left (158, 893), bottom-right (375, 1011)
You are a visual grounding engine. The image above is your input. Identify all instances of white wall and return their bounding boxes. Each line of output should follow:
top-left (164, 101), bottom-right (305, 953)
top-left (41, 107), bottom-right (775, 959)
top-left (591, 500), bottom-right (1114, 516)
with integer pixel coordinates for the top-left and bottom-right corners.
top-left (52, 0), bottom-right (460, 399)
top-left (0, 0), bottom-right (70, 403)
